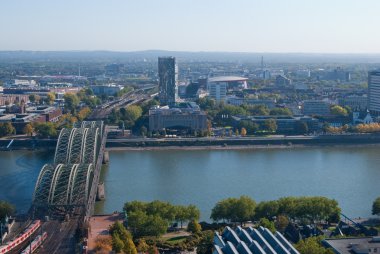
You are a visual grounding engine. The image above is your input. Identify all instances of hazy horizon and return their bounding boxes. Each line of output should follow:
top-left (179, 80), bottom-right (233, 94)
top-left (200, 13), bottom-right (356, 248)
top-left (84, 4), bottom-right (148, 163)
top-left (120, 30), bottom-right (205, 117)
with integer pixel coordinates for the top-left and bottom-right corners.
top-left (1, 0), bottom-right (380, 53)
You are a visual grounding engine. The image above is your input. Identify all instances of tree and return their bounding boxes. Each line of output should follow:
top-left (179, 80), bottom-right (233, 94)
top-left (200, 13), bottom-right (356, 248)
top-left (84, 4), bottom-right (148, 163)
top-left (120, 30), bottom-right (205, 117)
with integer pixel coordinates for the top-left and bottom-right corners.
top-left (372, 197), bottom-right (380, 216)
top-left (0, 123), bottom-right (16, 137)
top-left (239, 120), bottom-right (259, 135)
top-left (187, 220), bottom-right (202, 234)
top-left (147, 245), bottom-right (159, 254)
top-left (112, 233), bottom-right (125, 253)
top-left (246, 105), bottom-right (270, 116)
top-left (255, 200), bottom-right (279, 220)
top-left (121, 105), bottom-right (143, 128)
top-left (187, 205), bottom-right (201, 221)
top-left (211, 196), bottom-right (256, 225)
top-left (330, 105), bottom-right (348, 116)
top-left (259, 218), bottom-right (276, 233)
top-left (29, 94), bottom-right (37, 103)
top-left (140, 126), bottom-right (148, 137)
top-left (0, 200), bottom-right (15, 221)
top-left (262, 119), bottom-right (277, 133)
top-left (76, 107), bottom-right (91, 121)
top-left (109, 221), bottom-right (137, 254)
top-left (23, 123), bottom-right (34, 136)
top-left (64, 93), bottom-right (80, 114)
top-left (34, 122), bottom-right (57, 138)
top-left (240, 127), bottom-right (247, 136)
top-left (136, 239), bottom-right (149, 253)
top-left (275, 215), bottom-right (289, 233)
top-left (123, 238), bottom-right (137, 254)
top-left (295, 237), bottom-right (334, 254)
top-left (46, 92), bottom-right (56, 105)
top-left (94, 236), bottom-right (112, 252)
top-left (196, 230), bottom-right (214, 254)
top-left (269, 108), bottom-right (292, 116)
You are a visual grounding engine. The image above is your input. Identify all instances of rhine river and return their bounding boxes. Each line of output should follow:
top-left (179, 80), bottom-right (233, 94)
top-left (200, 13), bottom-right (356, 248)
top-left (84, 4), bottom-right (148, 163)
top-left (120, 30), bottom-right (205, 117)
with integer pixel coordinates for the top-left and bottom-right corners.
top-left (1, 147), bottom-right (379, 221)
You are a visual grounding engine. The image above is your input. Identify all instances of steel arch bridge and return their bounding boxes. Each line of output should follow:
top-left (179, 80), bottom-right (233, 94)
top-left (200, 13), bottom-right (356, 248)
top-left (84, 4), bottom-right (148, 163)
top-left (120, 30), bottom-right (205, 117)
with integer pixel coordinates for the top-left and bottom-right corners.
top-left (33, 121), bottom-right (106, 217)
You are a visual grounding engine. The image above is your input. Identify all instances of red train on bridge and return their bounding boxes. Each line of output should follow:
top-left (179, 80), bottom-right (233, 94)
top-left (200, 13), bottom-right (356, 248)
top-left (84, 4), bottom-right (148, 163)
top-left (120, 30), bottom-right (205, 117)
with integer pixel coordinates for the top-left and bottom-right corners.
top-left (0, 220), bottom-right (41, 254)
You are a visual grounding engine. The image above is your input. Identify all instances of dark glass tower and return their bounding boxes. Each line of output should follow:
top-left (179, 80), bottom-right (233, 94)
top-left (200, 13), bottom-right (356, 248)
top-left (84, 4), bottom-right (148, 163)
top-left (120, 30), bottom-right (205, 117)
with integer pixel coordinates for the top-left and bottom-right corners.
top-left (158, 57), bottom-right (178, 106)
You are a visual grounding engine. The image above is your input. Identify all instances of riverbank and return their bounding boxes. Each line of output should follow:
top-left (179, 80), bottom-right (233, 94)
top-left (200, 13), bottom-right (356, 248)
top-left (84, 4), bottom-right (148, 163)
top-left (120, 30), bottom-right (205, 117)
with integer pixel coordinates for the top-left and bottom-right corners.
top-left (106, 143), bottom-right (380, 151)
top-left (105, 134), bottom-right (380, 150)
top-left (3, 133), bottom-right (380, 151)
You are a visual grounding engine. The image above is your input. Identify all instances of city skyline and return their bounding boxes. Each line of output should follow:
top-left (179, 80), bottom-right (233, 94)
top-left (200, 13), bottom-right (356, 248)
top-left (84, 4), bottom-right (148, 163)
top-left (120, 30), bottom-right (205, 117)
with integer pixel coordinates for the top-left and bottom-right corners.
top-left (1, 0), bottom-right (380, 53)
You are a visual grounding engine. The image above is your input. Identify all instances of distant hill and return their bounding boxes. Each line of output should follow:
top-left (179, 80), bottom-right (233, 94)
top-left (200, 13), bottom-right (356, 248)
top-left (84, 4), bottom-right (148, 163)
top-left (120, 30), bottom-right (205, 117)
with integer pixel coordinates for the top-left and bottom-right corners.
top-left (1, 50), bottom-right (380, 63)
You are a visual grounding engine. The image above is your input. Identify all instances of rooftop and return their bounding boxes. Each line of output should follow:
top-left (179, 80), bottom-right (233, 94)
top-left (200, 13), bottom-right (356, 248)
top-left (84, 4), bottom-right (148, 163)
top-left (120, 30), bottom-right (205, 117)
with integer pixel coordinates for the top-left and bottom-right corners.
top-left (323, 237), bottom-right (380, 254)
top-left (208, 76), bottom-right (248, 83)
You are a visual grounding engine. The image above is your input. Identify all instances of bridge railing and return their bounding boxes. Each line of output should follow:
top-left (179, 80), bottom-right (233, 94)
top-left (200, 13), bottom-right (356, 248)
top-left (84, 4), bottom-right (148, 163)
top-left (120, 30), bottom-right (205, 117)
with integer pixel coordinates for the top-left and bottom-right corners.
top-left (84, 126), bottom-right (108, 220)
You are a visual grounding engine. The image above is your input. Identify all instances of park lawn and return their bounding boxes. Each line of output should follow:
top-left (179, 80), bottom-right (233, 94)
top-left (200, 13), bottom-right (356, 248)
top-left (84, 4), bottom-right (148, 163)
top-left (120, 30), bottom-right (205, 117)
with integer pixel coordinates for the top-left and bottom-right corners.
top-left (162, 235), bottom-right (188, 244)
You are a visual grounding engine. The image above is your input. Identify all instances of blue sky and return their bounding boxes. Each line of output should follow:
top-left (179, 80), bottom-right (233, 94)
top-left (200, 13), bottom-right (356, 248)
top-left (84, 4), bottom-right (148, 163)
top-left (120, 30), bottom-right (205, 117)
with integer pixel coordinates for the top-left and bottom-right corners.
top-left (1, 0), bottom-right (379, 53)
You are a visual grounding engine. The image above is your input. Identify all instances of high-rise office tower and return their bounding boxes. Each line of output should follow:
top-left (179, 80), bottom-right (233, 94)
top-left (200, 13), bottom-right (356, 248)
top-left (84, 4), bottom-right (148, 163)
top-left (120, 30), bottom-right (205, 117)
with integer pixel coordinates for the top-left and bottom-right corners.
top-left (368, 70), bottom-right (380, 114)
top-left (158, 57), bottom-right (178, 106)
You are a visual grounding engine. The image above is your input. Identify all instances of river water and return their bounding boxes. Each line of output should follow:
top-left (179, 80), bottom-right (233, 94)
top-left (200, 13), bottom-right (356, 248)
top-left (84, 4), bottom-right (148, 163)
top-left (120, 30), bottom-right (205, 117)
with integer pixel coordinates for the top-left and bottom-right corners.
top-left (1, 147), bottom-right (379, 221)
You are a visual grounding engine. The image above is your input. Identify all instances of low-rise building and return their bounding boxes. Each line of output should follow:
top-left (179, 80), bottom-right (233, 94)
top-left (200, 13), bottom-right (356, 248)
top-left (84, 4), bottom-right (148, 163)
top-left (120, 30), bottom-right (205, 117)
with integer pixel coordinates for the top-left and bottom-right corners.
top-left (302, 100), bottom-right (331, 116)
top-left (0, 95), bottom-right (30, 106)
top-left (275, 75), bottom-right (292, 87)
top-left (149, 102), bottom-right (207, 131)
top-left (338, 95), bottom-right (368, 111)
top-left (91, 84), bottom-right (124, 96)
top-left (323, 236), bottom-right (380, 254)
top-left (226, 96), bottom-right (275, 109)
top-left (27, 106), bottom-right (62, 122)
top-left (232, 115), bottom-right (319, 133)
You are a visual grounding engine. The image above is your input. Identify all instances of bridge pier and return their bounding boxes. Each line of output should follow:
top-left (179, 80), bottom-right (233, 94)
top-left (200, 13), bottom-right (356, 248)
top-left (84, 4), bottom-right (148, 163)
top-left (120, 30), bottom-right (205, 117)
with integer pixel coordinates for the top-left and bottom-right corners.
top-left (102, 151), bottom-right (109, 164)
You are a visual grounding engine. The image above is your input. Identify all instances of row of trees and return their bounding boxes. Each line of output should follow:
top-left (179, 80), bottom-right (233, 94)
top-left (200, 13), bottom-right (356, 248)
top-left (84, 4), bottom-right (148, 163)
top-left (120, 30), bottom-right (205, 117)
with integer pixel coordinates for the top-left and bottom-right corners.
top-left (324, 123), bottom-right (380, 134)
top-left (211, 196), bottom-right (341, 225)
top-left (124, 200), bottom-right (200, 237)
top-left (29, 92), bottom-right (55, 105)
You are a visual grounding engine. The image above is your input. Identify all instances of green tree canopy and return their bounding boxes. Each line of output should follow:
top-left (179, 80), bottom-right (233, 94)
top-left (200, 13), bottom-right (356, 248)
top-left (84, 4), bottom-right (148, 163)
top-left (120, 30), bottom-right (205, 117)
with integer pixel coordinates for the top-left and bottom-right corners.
top-left (372, 197), bottom-right (380, 216)
top-left (295, 237), bottom-right (334, 254)
top-left (211, 196), bottom-right (256, 225)
top-left (269, 107), bottom-right (293, 116)
top-left (0, 122), bottom-right (16, 137)
top-left (262, 119), bottom-right (277, 133)
top-left (34, 122), bottom-right (57, 138)
top-left (0, 200), bottom-right (15, 221)
top-left (330, 105), bottom-right (348, 116)
top-left (255, 196), bottom-right (341, 223)
top-left (187, 220), bottom-right (202, 234)
top-left (64, 93), bottom-right (80, 114)
top-left (242, 104), bottom-right (270, 116)
top-left (258, 218), bottom-right (276, 233)
top-left (239, 120), bottom-right (259, 135)
top-left (124, 200), bottom-right (200, 237)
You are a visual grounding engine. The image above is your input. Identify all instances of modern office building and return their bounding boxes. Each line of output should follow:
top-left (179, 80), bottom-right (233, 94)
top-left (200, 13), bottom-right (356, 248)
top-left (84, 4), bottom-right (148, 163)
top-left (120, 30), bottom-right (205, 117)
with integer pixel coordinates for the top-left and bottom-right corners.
top-left (226, 96), bottom-right (275, 109)
top-left (91, 84), bottom-right (124, 96)
top-left (338, 95), bottom-right (368, 111)
top-left (302, 100), bottom-right (331, 116)
top-left (207, 76), bottom-right (248, 102)
top-left (158, 57), bottom-right (178, 106)
top-left (368, 70), bottom-right (380, 115)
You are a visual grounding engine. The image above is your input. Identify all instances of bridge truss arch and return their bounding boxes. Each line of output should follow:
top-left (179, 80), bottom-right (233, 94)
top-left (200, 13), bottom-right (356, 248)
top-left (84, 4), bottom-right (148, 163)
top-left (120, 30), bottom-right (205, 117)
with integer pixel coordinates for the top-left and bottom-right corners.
top-left (33, 120), bottom-right (105, 217)
top-left (53, 127), bottom-right (100, 165)
top-left (33, 163), bottom-right (94, 216)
